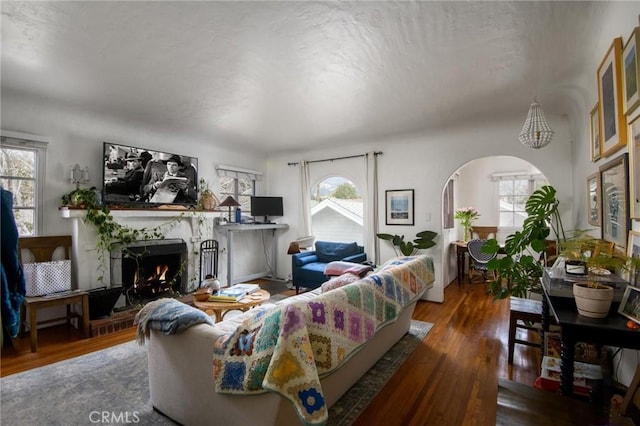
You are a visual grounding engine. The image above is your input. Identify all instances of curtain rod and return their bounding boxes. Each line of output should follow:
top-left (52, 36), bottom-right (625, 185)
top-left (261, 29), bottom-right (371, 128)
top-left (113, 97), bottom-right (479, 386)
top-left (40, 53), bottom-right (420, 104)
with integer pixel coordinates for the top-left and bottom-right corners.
top-left (287, 151), bottom-right (383, 166)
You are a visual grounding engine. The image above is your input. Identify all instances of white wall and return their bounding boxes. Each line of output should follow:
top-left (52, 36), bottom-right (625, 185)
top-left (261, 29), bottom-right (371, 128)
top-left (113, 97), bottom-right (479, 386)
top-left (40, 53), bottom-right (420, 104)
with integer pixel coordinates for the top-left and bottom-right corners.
top-left (267, 111), bottom-right (574, 303)
top-left (1, 90), bottom-right (270, 289)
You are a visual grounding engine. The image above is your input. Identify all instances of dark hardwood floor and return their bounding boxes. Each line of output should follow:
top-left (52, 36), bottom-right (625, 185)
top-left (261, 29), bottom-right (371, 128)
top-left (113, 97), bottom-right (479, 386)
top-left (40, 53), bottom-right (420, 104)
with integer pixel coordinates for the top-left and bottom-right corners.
top-left (0, 278), bottom-right (541, 425)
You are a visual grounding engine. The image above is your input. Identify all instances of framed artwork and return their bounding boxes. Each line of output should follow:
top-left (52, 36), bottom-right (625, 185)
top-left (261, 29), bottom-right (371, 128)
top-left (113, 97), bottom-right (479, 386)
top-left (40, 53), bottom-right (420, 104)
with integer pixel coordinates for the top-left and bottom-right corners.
top-left (586, 172), bottom-right (601, 226)
top-left (622, 27), bottom-right (640, 116)
top-left (618, 285), bottom-right (640, 325)
top-left (600, 153), bottom-right (629, 250)
top-left (627, 231), bottom-right (640, 287)
top-left (629, 114), bottom-right (640, 218)
top-left (590, 103), bottom-right (601, 161)
top-left (443, 179), bottom-right (454, 229)
top-left (385, 189), bottom-right (414, 225)
top-left (598, 37), bottom-right (627, 158)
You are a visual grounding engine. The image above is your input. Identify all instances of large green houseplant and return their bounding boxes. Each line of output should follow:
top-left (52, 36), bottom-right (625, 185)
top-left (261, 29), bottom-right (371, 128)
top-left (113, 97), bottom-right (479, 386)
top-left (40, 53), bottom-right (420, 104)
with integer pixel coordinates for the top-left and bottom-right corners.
top-left (483, 185), bottom-right (565, 299)
top-left (376, 230), bottom-right (438, 256)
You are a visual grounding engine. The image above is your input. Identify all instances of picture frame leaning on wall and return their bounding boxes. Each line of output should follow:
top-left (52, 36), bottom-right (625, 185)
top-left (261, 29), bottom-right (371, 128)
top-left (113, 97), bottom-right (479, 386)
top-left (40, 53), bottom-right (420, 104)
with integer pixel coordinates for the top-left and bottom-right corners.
top-left (600, 153), bottom-right (629, 251)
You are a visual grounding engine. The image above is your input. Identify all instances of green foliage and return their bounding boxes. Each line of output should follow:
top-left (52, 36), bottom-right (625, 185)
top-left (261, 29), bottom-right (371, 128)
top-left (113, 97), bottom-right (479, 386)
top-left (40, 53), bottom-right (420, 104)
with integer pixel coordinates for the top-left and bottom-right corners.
top-left (484, 185), bottom-right (563, 300)
top-left (330, 182), bottom-right (359, 199)
top-left (377, 230), bottom-right (438, 256)
top-left (61, 188), bottom-right (182, 283)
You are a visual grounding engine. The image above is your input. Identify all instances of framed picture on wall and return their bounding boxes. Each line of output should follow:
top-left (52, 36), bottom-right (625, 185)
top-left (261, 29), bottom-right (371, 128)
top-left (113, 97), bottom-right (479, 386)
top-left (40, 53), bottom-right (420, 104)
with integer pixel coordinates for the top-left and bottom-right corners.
top-left (626, 231), bottom-right (640, 287)
top-left (587, 172), bottom-right (601, 226)
top-left (600, 153), bottom-right (629, 250)
top-left (622, 27), bottom-right (640, 116)
top-left (385, 189), bottom-right (414, 225)
top-left (590, 103), bottom-right (601, 162)
top-left (598, 37), bottom-right (627, 158)
top-left (629, 114), bottom-right (640, 218)
top-left (443, 180), bottom-right (454, 229)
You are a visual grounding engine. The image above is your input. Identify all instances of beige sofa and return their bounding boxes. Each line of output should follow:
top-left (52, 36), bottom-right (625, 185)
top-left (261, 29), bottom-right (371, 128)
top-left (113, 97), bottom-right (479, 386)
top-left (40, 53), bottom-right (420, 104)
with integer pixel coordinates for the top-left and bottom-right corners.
top-left (146, 255), bottom-right (434, 425)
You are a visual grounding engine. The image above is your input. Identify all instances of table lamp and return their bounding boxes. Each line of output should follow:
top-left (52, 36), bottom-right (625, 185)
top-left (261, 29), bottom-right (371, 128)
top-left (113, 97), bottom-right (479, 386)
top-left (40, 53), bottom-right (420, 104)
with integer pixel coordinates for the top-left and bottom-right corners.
top-left (219, 196), bottom-right (241, 222)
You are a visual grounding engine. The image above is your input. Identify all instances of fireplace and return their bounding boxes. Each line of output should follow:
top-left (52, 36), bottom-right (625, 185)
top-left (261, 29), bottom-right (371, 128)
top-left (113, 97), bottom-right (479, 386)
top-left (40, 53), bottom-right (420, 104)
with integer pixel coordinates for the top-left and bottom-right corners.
top-left (110, 239), bottom-right (188, 305)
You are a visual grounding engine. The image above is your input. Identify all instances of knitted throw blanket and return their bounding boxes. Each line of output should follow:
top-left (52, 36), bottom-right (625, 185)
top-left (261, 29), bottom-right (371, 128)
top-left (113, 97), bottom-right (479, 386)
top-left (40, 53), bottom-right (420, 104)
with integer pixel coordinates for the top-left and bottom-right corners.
top-left (134, 298), bottom-right (214, 345)
top-left (211, 255), bottom-right (434, 425)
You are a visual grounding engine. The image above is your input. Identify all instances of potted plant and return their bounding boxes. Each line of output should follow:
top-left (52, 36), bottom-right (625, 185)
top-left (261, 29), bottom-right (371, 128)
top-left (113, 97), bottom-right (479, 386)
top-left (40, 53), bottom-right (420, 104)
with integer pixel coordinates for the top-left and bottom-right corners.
top-left (484, 185), bottom-right (565, 299)
top-left (454, 207), bottom-right (480, 242)
top-left (198, 178), bottom-right (219, 211)
top-left (376, 230), bottom-right (438, 256)
top-left (61, 187), bottom-right (99, 208)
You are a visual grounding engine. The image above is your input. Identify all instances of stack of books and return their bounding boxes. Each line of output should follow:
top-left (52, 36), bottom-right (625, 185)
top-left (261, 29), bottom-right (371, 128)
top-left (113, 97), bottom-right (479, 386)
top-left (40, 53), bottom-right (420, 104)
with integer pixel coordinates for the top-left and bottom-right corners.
top-left (208, 283), bottom-right (260, 302)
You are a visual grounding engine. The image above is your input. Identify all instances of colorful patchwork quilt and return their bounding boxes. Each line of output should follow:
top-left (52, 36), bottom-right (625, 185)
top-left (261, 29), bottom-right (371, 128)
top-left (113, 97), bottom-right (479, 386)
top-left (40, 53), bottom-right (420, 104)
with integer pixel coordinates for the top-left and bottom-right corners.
top-left (211, 255), bottom-right (434, 425)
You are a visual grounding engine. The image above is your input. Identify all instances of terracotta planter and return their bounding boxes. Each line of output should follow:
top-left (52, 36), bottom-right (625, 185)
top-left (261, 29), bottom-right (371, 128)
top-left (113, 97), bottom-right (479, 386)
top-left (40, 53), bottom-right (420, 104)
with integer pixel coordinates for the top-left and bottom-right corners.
top-left (572, 282), bottom-right (614, 318)
top-left (199, 192), bottom-right (217, 210)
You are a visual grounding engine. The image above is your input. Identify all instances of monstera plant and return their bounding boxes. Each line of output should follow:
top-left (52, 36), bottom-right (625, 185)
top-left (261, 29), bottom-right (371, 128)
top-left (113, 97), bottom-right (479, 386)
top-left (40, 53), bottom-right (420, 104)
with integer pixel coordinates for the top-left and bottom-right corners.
top-left (376, 230), bottom-right (438, 256)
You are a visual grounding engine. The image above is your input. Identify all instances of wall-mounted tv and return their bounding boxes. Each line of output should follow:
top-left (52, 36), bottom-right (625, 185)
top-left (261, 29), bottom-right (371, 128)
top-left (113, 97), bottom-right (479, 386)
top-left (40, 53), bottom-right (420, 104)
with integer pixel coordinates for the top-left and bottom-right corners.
top-left (250, 196), bottom-right (283, 224)
top-left (102, 142), bottom-right (199, 207)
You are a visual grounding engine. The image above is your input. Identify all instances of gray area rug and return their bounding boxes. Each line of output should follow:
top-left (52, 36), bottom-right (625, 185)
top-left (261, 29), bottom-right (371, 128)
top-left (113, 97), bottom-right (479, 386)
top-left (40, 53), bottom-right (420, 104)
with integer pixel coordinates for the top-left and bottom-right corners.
top-left (0, 320), bottom-right (432, 426)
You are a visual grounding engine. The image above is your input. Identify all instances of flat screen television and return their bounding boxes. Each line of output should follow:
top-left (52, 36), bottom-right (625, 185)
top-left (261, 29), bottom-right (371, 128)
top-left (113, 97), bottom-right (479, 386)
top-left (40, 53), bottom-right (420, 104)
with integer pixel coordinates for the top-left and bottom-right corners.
top-left (102, 142), bottom-right (199, 207)
top-left (250, 196), bottom-right (283, 224)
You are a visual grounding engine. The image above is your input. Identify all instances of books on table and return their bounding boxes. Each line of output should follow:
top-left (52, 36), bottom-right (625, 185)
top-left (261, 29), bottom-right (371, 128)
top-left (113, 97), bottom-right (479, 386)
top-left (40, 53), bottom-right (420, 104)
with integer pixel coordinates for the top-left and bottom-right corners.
top-left (208, 283), bottom-right (261, 302)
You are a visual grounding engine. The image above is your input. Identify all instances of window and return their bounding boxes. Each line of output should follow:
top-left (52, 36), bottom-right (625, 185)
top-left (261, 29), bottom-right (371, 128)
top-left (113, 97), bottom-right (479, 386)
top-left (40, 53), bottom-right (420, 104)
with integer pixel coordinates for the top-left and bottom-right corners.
top-left (216, 165), bottom-right (261, 215)
top-left (1, 134), bottom-right (48, 236)
top-left (498, 176), bottom-right (546, 227)
top-left (310, 176), bottom-right (364, 244)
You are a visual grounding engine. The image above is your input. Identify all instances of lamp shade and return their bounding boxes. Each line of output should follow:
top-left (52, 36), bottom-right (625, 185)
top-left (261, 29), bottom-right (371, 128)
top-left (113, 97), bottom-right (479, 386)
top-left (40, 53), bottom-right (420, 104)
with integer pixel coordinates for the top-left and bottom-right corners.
top-left (518, 99), bottom-right (554, 149)
top-left (287, 242), bottom-right (301, 254)
top-left (219, 196), bottom-right (241, 207)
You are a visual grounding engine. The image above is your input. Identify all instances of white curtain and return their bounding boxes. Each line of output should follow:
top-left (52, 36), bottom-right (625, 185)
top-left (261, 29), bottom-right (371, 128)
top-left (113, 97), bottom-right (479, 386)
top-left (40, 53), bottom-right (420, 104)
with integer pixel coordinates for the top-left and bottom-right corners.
top-left (365, 152), bottom-right (380, 264)
top-left (299, 160), bottom-right (312, 237)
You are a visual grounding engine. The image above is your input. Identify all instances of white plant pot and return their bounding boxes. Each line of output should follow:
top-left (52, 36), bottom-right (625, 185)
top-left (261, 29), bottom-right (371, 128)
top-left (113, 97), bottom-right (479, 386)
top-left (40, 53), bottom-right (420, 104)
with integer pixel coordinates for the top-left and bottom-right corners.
top-left (572, 283), bottom-right (614, 318)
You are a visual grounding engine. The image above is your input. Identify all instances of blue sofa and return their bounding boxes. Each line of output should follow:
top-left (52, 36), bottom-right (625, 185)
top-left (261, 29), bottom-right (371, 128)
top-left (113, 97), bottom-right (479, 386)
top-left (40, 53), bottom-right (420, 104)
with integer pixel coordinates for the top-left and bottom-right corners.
top-left (291, 241), bottom-right (366, 293)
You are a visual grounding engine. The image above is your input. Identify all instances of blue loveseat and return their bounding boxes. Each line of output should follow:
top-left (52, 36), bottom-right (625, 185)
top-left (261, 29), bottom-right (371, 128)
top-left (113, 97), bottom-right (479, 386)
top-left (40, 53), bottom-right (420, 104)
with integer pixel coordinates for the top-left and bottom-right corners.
top-left (291, 240), bottom-right (366, 293)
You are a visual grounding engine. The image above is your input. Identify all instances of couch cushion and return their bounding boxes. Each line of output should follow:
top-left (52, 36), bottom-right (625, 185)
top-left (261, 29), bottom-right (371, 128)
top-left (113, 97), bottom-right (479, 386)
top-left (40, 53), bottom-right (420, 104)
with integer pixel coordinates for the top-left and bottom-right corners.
top-left (315, 241), bottom-right (359, 263)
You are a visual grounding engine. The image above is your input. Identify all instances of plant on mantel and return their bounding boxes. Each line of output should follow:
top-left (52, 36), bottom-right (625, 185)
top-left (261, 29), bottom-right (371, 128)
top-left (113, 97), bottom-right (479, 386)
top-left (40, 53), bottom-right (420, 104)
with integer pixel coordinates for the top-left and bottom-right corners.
top-left (61, 187), bottom-right (185, 283)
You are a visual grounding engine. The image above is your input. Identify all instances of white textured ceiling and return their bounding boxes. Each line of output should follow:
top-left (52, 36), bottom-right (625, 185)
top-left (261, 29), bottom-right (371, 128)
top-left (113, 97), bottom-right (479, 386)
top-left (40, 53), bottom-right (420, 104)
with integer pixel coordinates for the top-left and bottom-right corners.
top-left (0, 1), bottom-right (632, 154)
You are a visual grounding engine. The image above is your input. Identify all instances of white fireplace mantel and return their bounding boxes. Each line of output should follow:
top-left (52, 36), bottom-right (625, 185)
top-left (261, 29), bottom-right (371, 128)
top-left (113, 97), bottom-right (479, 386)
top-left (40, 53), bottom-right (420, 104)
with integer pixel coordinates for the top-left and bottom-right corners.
top-left (60, 207), bottom-right (217, 291)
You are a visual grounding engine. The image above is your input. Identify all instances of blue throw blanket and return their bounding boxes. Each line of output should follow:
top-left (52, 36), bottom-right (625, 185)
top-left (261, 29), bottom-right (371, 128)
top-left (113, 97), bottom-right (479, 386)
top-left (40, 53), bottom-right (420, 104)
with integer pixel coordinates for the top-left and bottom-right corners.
top-left (134, 298), bottom-right (214, 345)
top-left (1, 188), bottom-right (26, 339)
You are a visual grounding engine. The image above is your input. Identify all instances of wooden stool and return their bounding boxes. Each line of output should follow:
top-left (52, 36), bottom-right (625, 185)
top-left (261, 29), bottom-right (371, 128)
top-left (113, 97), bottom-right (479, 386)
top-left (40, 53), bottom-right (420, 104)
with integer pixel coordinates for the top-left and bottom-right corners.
top-left (20, 291), bottom-right (90, 352)
top-left (508, 297), bottom-right (542, 364)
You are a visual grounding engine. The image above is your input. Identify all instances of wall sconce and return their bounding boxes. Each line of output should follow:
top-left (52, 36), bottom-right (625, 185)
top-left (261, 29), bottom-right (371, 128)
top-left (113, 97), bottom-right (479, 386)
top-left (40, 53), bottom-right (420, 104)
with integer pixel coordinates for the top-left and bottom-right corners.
top-left (70, 163), bottom-right (90, 189)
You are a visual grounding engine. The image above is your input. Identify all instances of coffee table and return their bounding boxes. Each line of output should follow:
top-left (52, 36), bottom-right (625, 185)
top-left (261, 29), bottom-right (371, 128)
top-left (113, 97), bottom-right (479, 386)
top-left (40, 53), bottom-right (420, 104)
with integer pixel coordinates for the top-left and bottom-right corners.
top-left (193, 288), bottom-right (270, 322)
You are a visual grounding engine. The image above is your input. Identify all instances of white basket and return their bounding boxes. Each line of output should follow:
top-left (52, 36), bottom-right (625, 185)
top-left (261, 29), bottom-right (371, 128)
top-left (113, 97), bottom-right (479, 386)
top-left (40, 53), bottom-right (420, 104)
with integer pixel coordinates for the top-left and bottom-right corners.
top-left (23, 260), bottom-right (72, 297)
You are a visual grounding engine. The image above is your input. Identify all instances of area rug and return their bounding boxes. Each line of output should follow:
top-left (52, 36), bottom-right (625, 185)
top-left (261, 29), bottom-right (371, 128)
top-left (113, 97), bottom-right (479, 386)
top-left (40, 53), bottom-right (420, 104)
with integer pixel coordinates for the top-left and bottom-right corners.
top-left (0, 320), bottom-right (432, 426)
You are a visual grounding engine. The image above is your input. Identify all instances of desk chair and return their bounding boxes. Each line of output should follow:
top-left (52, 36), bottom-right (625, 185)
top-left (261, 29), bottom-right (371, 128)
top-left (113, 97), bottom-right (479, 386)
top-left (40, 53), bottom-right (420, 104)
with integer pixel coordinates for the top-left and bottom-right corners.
top-left (18, 235), bottom-right (89, 352)
top-left (471, 226), bottom-right (498, 240)
top-left (467, 239), bottom-right (497, 283)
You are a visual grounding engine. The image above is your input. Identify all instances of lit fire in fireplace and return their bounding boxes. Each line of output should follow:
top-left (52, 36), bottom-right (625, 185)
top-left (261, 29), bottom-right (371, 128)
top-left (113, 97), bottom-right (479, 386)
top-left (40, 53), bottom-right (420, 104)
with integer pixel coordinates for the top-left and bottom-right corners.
top-left (133, 264), bottom-right (171, 295)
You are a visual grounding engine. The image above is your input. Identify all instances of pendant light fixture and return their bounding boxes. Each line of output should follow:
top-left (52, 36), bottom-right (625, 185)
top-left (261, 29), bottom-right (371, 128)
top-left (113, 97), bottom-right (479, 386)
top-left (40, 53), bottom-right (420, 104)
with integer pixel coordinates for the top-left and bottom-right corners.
top-left (519, 98), bottom-right (554, 149)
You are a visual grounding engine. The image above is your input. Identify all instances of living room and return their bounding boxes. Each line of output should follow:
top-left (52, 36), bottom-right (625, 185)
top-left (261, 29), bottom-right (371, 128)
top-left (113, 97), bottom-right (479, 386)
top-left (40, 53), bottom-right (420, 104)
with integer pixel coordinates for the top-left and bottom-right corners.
top-left (1, 1), bottom-right (639, 424)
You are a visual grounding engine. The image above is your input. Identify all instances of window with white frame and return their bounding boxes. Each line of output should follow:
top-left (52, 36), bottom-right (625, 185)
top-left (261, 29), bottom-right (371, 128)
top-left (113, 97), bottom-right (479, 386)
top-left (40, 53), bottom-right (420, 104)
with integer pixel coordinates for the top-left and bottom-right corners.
top-left (495, 173), bottom-right (547, 227)
top-left (1, 134), bottom-right (48, 236)
top-left (217, 165), bottom-right (261, 216)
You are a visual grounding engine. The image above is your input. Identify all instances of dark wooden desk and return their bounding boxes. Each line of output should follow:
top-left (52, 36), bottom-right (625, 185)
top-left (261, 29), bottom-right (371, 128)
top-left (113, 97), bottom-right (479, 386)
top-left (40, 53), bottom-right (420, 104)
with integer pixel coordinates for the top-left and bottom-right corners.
top-left (541, 278), bottom-right (640, 397)
top-left (452, 240), bottom-right (504, 286)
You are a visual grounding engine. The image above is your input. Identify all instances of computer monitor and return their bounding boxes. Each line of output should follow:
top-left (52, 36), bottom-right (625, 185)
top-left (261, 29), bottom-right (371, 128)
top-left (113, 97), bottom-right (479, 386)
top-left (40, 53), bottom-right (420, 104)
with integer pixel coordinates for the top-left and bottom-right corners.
top-left (250, 196), bottom-right (283, 224)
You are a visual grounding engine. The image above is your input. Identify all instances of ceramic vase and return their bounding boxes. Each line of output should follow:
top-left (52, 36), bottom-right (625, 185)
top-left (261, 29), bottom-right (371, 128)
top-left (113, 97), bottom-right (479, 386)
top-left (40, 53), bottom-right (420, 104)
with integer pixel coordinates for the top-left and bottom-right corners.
top-left (572, 282), bottom-right (614, 318)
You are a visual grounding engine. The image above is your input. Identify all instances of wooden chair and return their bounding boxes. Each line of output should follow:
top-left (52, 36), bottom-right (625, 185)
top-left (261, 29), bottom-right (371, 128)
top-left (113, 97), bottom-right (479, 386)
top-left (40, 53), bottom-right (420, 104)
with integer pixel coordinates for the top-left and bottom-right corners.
top-left (508, 297), bottom-right (542, 364)
top-left (471, 226), bottom-right (498, 240)
top-left (18, 235), bottom-right (89, 352)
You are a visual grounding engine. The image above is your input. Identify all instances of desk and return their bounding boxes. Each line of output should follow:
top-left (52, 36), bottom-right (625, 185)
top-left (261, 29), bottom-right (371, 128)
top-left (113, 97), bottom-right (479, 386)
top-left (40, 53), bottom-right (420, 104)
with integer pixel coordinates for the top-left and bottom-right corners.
top-left (541, 277), bottom-right (640, 397)
top-left (217, 223), bottom-right (289, 286)
top-left (452, 240), bottom-right (504, 286)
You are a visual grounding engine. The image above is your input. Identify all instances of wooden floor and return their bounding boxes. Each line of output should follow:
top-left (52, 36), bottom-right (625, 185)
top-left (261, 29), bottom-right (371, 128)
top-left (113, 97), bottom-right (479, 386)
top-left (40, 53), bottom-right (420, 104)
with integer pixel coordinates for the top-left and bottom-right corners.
top-left (1, 278), bottom-right (541, 425)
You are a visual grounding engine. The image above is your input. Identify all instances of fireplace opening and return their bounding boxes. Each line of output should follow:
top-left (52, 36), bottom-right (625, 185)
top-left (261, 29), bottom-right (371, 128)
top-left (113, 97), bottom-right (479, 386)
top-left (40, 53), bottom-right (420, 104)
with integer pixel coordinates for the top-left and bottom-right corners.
top-left (110, 239), bottom-right (188, 305)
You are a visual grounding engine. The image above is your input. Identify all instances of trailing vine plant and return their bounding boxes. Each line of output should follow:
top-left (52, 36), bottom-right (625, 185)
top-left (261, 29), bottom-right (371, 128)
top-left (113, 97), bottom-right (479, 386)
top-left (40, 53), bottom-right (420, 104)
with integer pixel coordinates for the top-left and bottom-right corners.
top-left (61, 187), bottom-right (186, 283)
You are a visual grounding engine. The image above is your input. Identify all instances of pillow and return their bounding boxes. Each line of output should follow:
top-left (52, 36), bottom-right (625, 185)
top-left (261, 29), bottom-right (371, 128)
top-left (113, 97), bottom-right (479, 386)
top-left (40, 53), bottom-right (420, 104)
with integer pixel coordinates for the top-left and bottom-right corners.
top-left (325, 261), bottom-right (373, 277)
top-left (321, 273), bottom-right (361, 293)
top-left (315, 241), bottom-right (359, 263)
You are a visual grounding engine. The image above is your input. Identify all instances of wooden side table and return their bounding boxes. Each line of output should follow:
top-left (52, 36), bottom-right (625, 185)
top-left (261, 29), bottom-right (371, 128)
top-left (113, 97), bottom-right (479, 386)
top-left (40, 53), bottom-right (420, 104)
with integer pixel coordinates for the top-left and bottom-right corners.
top-left (193, 289), bottom-right (270, 322)
top-left (20, 290), bottom-right (90, 352)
